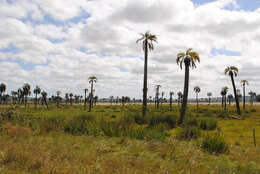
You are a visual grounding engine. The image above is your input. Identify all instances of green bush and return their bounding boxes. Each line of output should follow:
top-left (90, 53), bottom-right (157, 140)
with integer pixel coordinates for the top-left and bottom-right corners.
top-left (184, 116), bottom-right (198, 127)
top-left (149, 113), bottom-right (177, 128)
top-left (177, 126), bottom-right (201, 140)
top-left (202, 134), bottom-right (228, 154)
top-left (199, 119), bottom-right (217, 130)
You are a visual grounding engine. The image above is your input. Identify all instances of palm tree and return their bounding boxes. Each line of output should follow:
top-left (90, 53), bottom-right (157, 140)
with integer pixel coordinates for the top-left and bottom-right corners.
top-left (41, 91), bottom-right (48, 109)
top-left (11, 91), bottom-right (18, 104)
top-left (222, 87), bottom-right (229, 110)
top-left (17, 88), bottom-right (24, 104)
top-left (33, 86), bottom-right (41, 109)
top-left (155, 85), bottom-right (161, 109)
top-left (228, 94), bottom-right (233, 105)
top-left (161, 92), bottom-right (165, 108)
top-left (0, 83), bottom-right (6, 104)
top-left (89, 76), bottom-right (97, 112)
top-left (177, 91), bottom-right (183, 106)
top-left (193, 86), bottom-right (201, 111)
top-left (248, 91), bottom-right (256, 106)
top-left (220, 90), bottom-right (225, 108)
top-left (225, 66), bottom-right (241, 115)
top-left (23, 83), bottom-right (31, 108)
top-left (177, 48), bottom-right (200, 124)
top-left (241, 80), bottom-right (249, 110)
top-left (56, 91), bottom-right (61, 108)
top-left (84, 88), bottom-right (88, 110)
top-left (136, 32), bottom-right (157, 118)
top-left (169, 91), bottom-right (174, 111)
top-left (65, 93), bottom-right (69, 105)
top-left (110, 96), bottom-right (114, 105)
top-left (69, 93), bottom-right (73, 106)
top-left (207, 92), bottom-right (212, 105)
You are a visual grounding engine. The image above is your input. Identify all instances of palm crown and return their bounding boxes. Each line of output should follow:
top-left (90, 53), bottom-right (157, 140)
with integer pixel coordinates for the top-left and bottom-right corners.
top-left (194, 86), bottom-right (201, 93)
top-left (23, 83), bottom-right (31, 96)
top-left (89, 76), bottom-right (97, 83)
top-left (136, 32), bottom-right (157, 52)
top-left (0, 83), bottom-right (6, 93)
top-left (241, 80), bottom-right (249, 86)
top-left (225, 66), bottom-right (238, 76)
top-left (221, 87), bottom-right (229, 95)
top-left (33, 86), bottom-right (41, 94)
top-left (177, 48), bottom-right (200, 69)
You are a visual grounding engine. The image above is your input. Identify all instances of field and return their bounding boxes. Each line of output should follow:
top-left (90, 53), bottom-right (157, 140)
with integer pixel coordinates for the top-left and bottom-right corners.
top-left (0, 103), bottom-right (260, 174)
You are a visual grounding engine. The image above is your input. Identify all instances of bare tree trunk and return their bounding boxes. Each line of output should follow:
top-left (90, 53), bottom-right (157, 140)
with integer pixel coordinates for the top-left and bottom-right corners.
top-left (243, 84), bottom-right (245, 110)
top-left (142, 40), bottom-right (148, 118)
top-left (231, 75), bottom-right (241, 115)
top-left (179, 59), bottom-right (190, 125)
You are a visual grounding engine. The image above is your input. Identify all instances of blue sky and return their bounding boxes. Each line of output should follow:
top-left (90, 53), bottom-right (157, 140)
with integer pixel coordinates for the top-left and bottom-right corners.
top-left (192, 0), bottom-right (260, 11)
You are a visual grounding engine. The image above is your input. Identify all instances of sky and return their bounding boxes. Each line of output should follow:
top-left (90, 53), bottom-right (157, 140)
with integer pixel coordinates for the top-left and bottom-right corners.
top-left (0, 0), bottom-right (260, 99)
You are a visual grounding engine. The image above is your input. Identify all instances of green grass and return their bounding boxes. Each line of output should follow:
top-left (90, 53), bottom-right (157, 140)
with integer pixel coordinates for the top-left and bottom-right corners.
top-left (0, 103), bottom-right (260, 173)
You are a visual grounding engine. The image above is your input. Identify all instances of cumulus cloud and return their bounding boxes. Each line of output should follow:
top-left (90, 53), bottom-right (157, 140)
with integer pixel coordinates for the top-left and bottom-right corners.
top-left (0, 0), bottom-right (260, 99)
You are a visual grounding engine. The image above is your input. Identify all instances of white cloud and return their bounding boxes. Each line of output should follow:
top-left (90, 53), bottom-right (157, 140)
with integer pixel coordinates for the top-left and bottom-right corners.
top-left (0, 0), bottom-right (260, 99)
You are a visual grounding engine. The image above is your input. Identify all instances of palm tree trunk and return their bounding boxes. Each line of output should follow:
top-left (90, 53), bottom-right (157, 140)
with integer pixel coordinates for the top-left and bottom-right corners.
top-left (221, 96), bottom-right (224, 108)
top-left (142, 40), bottom-right (148, 118)
top-left (224, 95), bottom-right (227, 110)
top-left (196, 93), bottom-right (198, 111)
top-left (231, 75), bottom-right (241, 115)
top-left (243, 84), bottom-right (245, 110)
top-left (89, 82), bottom-right (93, 112)
top-left (35, 94), bottom-right (37, 109)
top-left (178, 60), bottom-right (190, 125)
top-left (84, 91), bottom-right (87, 110)
top-left (170, 95), bottom-right (172, 111)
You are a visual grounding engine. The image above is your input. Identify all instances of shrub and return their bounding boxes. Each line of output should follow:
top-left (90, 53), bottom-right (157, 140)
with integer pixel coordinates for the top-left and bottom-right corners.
top-left (202, 134), bottom-right (228, 154)
top-left (199, 119), bottom-right (217, 130)
top-left (184, 116), bottom-right (198, 127)
top-left (216, 110), bottom-right (229, 118)
top-left (149, 113), bottom-right (177, 128)
top-left (177, 126), bottom-right (201, 140)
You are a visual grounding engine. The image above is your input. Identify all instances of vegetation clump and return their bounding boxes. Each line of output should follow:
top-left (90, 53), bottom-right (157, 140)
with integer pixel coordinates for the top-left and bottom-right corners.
top-left (202, 134), bottom-right (228, 154)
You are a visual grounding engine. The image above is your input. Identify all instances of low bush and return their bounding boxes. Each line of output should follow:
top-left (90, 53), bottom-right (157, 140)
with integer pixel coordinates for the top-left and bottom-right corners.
top-left (202, 134), bottom-right (228, 154)
top-left (184, 116), bottom-right (198, 127)
top-left (177, 126), bottom-right (201, 140)
top-left (149, 113), bottom-right (177, 128)
top-left (199, 119), bottom-right (217, 130)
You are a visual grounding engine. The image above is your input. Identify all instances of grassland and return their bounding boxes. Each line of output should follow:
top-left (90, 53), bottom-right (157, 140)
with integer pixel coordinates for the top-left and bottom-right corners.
top-left (0, 103), bottom-right (260, 174)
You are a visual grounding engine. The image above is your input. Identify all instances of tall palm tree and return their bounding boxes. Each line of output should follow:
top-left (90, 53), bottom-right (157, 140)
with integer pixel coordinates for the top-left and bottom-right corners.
top-left (136, 32), bottom-right (157, 118)
top-left (84, 88), bottom-right (88, 110)
top-left (248, 91), bottom-right (256, 106)
top-left (33, 86), bottom-right (41, 109)
top-left (65, 93), bottom-right (69, 105)
top-left (220, 90), bottom-right (225, 108)
top-left (225, 66), bottom-right (241, 115)
top-left (23, 83), bottom-right (31, 108)
top-left (241, 80), bottom-right (249, 110)
top-left (56, 91), bottom-right (61, 108)
top-left (169, 91), bottom-right (174, 111)
top-left (89, 76), bottom-right (97, 112)
top-left (17, 88), bottom-right (24, 104)
top-left (11, 91), bottom-right (18, 104)
top-left (0, 83), bottom-right (6, 104)
top-left (207, 92), bottom-right (212, 105)
top-left (155, 85), bottom-right (161, 109)
top-left (222, 87), bottom-right (229, 110)
top-left (41, 91), bottom-right (48, 109)
top-left (193, 86), bottom-right (201, 111)
top-left (177, 48), bottom-right (200, 124)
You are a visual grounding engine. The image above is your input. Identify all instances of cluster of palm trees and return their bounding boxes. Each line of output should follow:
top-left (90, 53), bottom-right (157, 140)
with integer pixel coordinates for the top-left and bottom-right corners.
top-left (137, 32), bottom-right (257, 124)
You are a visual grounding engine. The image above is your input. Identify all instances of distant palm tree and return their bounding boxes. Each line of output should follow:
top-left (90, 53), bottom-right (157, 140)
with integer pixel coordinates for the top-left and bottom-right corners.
top-left (65, 93), bottom-right (69, 105)
top-left (225, 66), bottom-right (241, 115)
top-left (228, 94), bottom-right (233, 105)
top-left (41, 91), bottom-right (48, 109)
top-left (207, 92), bottom-right (212, 105)
top-left (177, 91), bottom-right (183, 106)
top-left (241, 80), bottom-right (249, 110)
top-left (220, 90), bottom-right (225, 108)
top-left (69, 93), bottom-right (73, 106)
top-left (110, 96), bottom-right (114, 105)
top-left (136, 32), bottom-right (157, 118)
top-left (17, 88), bottom-right (24, 104)
top-left (193, 86), bottom-right (201, 111)
top-left (11, 91), bottom-right (18, 104)
top-left (155, 85), bottom-right (161, 109)
top-left (23, 83), bottom-right (31, 108)
top-left (0, 83), bottom-right (6, 104)
top-left (177, 48), bottom-right (200, 124)
top-left (89, 76), bottom-right (97, 112)
top-left (248, 91), bottom-right (256, 106)
top-left (169, 91), bottom-right (174, 111)
top-left (56, 91), bottom-right (61, 108)
top-left (84, 88), bottom-right (88, 110)
top-left (222, 87), bottom-right (229, 110)
top-left (33, 85), bottom-right (41, 109)
top-left (161, 92), bottom-right (165, 108)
